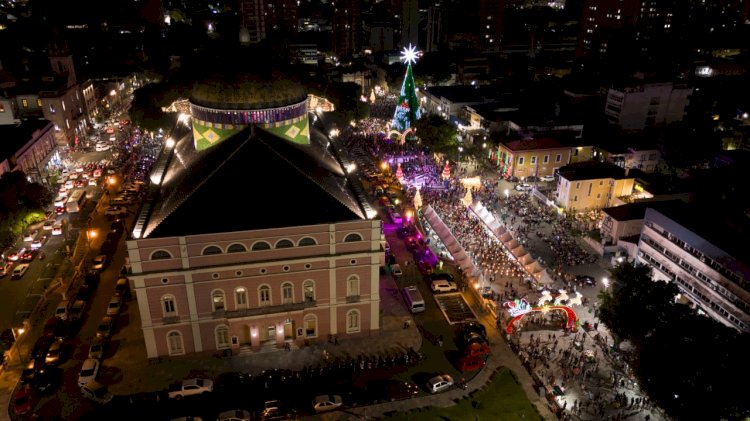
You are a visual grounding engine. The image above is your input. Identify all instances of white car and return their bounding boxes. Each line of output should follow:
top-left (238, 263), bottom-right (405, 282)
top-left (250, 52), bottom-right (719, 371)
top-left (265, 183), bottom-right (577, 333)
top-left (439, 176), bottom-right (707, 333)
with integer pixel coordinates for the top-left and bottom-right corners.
top-left (43, 220), bottom-right (55, 231)
top-left (430, 280), bottom-right (458, 293)
top-left (52, 222), bottom-right (63, 236)
top-left (95, 143), bottom-right (111, 152)
top-left (514, 183), bottom-right (533, 192)
top-left (23, 230), bottom-right (38, 242)
top-left (104, 206), bottom-right (128, 216)
top-left (167, 378), bottom-right (214, 399)
top-left (312, 394), bottom-right (343, 413)
top-left (77, 358), bottom-right (100, 387)
top-left (540, 175), bottom-right (555, 182)
top-left (81, 380), bottom-right (113, 404)
top-left (216, 410), bottom-right (251, 421)
top-left (426, 374), bottom-right (454, 394)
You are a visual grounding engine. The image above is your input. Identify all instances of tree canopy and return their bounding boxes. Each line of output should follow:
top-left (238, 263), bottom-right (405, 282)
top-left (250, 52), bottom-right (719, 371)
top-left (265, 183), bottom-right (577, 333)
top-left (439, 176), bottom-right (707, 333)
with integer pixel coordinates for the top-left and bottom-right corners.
top-left (598, 261), bottom-right (750, 420)
top-left (414, 114), bottom-right (457, 153)
top-left (0, 171), bottom-right (51, 247)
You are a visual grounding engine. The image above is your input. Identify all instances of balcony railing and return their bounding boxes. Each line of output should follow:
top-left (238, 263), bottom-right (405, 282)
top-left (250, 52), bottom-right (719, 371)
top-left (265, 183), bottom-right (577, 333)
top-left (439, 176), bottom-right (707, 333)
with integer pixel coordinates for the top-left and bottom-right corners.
top-left (163, 315), bottom-right (180, 324)
top-left (346, 295), bottom-right (360, 303)
top-left (213, 299), bottom-right (316, 319)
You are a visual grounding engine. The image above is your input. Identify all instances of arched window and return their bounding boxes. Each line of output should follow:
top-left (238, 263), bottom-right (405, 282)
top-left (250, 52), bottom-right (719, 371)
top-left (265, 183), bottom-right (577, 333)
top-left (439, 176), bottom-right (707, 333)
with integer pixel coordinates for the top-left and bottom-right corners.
top-left (212, 289), bottom-right (225, 312)
top-left (344, 233), bottom-right (363, 242)
top-left (281, 282), bottom-right (294, 304)
top-left (251, 241), bottom-right (271, 251)
top-left (303, 280), bottom-right (315, 301)
top-left (202, 245), bottom-right (222, 255)
top-left (346, 309), bottom-right (361, 333)
top-left (235, 287), bottom-right (248, 309)
top-left (298, 237), bottom-right (317, 247)
top-left (151, 250), bottom-right (172, 260)
top-left (346, 275), bottom-right (360, 297)
top-left (303, 314), bottom-right (317, 338)
top-left (275, 239), bottom-right (294, 249)
top-left (167, 331), bottom-right (184, 356)
top-left (227, 243), bottom-right (247, 253)
top-left (259, 285), bottom-right (271, 306)
top-left (215, 325), bottom-right (230, 349)
top-left (162, 295), bottom-right (177, 316)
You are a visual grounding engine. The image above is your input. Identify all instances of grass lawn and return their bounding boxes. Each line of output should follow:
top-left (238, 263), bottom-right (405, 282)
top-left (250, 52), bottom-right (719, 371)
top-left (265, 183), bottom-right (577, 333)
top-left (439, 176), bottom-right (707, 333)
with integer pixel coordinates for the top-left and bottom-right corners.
top-left (384, 367), bottom-right (544, 421)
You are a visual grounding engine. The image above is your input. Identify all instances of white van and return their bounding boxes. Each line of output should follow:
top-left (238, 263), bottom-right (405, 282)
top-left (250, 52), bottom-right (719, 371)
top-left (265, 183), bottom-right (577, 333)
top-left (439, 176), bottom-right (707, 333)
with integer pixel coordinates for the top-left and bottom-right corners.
top-left (402, 286), bottom-right (425, 313)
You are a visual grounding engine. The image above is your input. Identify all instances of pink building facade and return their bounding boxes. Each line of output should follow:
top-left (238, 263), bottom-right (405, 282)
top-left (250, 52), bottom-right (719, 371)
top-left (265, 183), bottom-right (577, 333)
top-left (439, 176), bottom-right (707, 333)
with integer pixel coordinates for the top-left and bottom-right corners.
top-left (127, 220), bottom-right (383, 358)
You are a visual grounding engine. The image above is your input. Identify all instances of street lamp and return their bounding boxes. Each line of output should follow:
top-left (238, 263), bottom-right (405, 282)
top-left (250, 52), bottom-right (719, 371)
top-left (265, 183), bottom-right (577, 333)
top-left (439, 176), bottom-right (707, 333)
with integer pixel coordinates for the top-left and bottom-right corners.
top-left (602, 277), bottom-right (610, 289)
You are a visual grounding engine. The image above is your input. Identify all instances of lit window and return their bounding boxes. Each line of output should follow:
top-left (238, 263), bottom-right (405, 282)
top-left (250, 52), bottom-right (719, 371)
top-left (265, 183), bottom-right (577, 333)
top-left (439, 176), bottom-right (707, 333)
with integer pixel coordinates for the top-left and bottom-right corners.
top-left (22, 99), bottom-right (28, 108)
top-left (304, 315), bottom-right (317, 337)
top-left (163, 295), bottom-right (176, 315)
top-left (212, 290), bottom-right (225, 311)
top-left (36, 99), bottom-right (42, 107)
top-left (235, 287), bottom-right (248, 309)
top-left (303, 280), bottom-right (315, 301)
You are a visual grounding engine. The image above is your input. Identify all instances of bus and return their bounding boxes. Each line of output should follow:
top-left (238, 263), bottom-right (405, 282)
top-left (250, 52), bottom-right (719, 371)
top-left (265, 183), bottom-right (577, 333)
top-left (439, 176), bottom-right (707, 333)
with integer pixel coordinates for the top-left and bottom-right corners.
top-left (66, 189), bottom-right (87, 213)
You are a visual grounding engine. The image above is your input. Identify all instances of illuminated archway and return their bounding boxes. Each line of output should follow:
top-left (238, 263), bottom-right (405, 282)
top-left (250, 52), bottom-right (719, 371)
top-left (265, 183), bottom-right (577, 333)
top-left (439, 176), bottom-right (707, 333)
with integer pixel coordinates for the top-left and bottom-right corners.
top-left (503, 299), bottom-right (578, 334)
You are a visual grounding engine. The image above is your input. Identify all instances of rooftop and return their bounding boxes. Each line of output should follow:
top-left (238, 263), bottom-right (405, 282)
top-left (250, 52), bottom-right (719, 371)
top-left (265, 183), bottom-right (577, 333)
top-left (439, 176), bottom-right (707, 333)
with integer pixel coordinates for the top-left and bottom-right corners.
top-left (557, 160), bottom-right (628, 181)
top-left (0, 119), bottom-right (53, 162)
top-left (602, 200), bottom-right (684, 222)
top-left (501, 138), bottom-right (565, 152)
top-left (423, 85), bottom-right (507, 104)
top-left (141, 115), bottom-right (368, 238)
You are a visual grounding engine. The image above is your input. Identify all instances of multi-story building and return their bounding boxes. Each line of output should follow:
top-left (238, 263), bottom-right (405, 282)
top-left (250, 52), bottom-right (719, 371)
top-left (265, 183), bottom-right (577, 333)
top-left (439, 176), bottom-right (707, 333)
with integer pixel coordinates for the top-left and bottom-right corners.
top-left (0, 120), bottom-right (59, 183)
top-left (332, 0), bottom-right (362, 57)
top-left (556, 161), bottom-right (635, 212)
top-left (496, 138), bottom-right (572, 181)
top-left (604, 81), bottom-right (692, 130)
top-left (637, 202), bottom-right (750, 332)
top-left (127, 73), bottom-right (381, 358)
top-left (597, 144), bottom-right (661, 173)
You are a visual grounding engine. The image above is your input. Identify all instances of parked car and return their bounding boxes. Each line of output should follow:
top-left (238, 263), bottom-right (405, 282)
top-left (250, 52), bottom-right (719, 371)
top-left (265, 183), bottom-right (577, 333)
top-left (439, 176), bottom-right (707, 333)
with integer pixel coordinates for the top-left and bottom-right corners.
top-left (430, 279), bottom-right (458, 293)
top-left (44, 338), bottom-right (68, 366)
top-left (514, 183), bottom-right (533, 192)
top-left (81, 380), bottom-right (114, 404)
top-left (12, 384), bottom-right (33, 416)
top-left (167, 378), bottom-right (214, 399)
top-left (390, 263), bottom-right (403, 278)
top-left (576, 274), bottom-right (596, 286)
top-left (91, 255), bottom-right (108, 273)
top-left (456, 355), bottom-right (486, 372)
top-left (23, 230), bottom-right (38, 242)
top-left (55, 300), bottom-right (71, 320)
top-left (43, 219), bottom-right (55, 231)
top-left (114, 277), bottom-right (130, 299)
top-left (104, 206), bottom-right (128, 217)
top-left (88, 338), bottom-right (106, 360)
top-left (106, 295), bottom-right (123, 316)
top-left (52, 221), bottom-right (64, 235)
top-left (77, 359), bottom-right (100, 387)
top-left (29, 336), bottom-right (53, 362)
top-left (312, 394), bottom-right (343, 413)
top-left (7, 248), bottom-right (25, 262)
top-left (540, 175), bottom-right (555, 182)
top-left (20, 360), bottom-right (40, 384)
top-left (96, 316), bottom-right (115, 339)
top-left (217, 409), bottom-right (252, 421)
top-left (0, 261), bottom-right (13, 277)
top-left (426, 374), bottom-right (454, 394)
top-left (68, 300), bottom-right (86, 322)
top-left (457, 321), bottom-right (487, 340)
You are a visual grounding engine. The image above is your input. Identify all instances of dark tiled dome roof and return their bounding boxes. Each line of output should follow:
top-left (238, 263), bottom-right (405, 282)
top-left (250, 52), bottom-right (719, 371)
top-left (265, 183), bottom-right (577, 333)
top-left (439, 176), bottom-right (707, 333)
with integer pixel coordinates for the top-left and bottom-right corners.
top-left (190, 71), bottom-right (307, 110)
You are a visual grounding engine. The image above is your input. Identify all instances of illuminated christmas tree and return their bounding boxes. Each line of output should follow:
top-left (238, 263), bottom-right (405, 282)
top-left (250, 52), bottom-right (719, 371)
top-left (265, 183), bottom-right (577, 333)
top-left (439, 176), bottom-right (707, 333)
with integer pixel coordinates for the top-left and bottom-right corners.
top-left (391, 44), bottom-right (422, 140)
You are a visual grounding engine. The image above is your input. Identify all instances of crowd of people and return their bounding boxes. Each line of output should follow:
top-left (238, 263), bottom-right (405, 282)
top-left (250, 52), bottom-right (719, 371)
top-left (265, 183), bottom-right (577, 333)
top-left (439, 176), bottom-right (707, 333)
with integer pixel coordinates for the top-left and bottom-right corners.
top-left (338, 100), bottom-right (659, 420)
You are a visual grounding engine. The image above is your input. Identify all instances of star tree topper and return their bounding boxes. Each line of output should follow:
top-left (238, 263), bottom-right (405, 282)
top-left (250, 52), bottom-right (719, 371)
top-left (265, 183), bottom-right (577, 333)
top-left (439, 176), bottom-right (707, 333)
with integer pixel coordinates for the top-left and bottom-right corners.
top-left (400, 44), bottom-right (421, 65)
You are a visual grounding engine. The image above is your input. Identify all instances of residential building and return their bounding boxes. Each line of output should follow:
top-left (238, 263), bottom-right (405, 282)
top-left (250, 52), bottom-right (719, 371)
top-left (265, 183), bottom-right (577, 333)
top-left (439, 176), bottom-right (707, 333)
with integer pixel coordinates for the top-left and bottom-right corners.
top-left (637, 202), bottom-right (750, 332)
top-left (596, 142), bottom-right (661, 173)
top-left (0, 120), bottom-right (59, 184)
top-left (127, 73), bottom-right (381, 358)
top-left (604, 81), bottom-right (693, 130)
top-left (556, 161), bottom-right (635, 212)
top-left (420, 85), bottom-right (505, 123)
top-left (496, 138), bottom-right (572, 181)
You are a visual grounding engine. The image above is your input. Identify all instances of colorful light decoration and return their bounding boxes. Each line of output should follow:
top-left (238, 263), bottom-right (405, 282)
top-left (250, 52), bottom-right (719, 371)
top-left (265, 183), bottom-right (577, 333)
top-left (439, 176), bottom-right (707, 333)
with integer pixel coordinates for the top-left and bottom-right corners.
top-left (413, 186), bottom-right (423, 209)
top-left (396, 163), bottom-right (404, 183)
top-left (390, 44), bottom-right (422, 143)
top-left (441, 161), bottom-right (451, 180)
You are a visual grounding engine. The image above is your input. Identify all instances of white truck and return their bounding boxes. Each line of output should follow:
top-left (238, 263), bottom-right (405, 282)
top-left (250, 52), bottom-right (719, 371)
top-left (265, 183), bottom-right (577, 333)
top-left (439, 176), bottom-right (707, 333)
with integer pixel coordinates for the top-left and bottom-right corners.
top-left (167, 378), bottom-right (214, 399)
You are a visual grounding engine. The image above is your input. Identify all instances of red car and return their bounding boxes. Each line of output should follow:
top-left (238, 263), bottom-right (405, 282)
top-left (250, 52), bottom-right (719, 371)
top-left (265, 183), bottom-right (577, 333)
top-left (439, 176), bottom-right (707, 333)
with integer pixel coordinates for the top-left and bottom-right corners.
top-left (55, 206), bottom-right (65, 215)
top-left (457, 355), bottom-right (486, 372)
top-left (12, 384), bottom-right (33, 416)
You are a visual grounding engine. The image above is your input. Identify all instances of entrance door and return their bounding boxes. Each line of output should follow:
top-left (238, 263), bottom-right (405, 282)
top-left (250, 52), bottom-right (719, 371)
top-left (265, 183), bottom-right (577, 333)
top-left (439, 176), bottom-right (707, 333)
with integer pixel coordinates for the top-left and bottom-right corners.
top-left (241, 325), bottom-right (251, 345)
top-left (267, 325), bottom-right (276, 343)
top-left (284, 320), bottom-right (295, 340)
